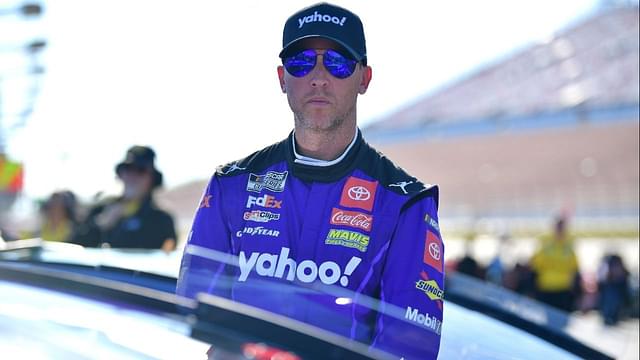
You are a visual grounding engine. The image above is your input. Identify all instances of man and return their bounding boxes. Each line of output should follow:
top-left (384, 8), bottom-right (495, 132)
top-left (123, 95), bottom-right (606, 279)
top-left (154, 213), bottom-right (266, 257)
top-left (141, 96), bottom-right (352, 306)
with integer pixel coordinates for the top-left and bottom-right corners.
top-left (530, 215), bottom-right (581, 312)
top-left (73, 145), bottom-right (177, 251)
top-left (177, 3), bottom-right (444, 358)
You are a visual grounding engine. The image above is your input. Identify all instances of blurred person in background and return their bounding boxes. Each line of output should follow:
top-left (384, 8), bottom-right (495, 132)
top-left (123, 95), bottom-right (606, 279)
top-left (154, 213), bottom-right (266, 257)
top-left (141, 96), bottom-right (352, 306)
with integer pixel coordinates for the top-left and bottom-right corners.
top-left (5, 190), bottom-right (79, 242)
top-left (530, 215), bottom-right (582, 312)
top-left (455, 234), bottom-right (485, 279)
top-left (485, 231), bottom-right (511, 286)
top-left (597, 253), bottom-right (631, 325)
top-left (36, 190), bottom-right (78, 242)
top-left (72, 146), bottom-right (176, 251)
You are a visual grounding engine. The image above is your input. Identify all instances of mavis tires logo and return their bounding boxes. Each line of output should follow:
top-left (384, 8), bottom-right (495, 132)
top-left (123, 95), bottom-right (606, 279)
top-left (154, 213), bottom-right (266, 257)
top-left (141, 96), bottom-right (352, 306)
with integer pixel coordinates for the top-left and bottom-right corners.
top-left (324, 229), bottom-right (370, 253)
top-left (238, 247), bottom-right (361, 286)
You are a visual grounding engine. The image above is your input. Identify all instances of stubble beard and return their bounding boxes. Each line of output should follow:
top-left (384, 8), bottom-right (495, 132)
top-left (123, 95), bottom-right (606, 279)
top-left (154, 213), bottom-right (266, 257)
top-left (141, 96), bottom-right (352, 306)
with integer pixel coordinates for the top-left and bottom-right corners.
top-left (293, 102), bottom-right (356, 133)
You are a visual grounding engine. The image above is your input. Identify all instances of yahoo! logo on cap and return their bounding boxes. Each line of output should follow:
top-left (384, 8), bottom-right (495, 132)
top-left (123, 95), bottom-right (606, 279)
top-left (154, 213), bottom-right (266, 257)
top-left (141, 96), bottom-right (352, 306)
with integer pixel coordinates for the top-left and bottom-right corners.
top-left (298, 11), bottom-right (347, 28)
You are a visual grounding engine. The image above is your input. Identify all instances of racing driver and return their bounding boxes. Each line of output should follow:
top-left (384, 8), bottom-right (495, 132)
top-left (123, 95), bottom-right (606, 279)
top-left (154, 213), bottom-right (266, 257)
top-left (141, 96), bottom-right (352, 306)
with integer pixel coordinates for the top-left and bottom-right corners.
top-left (177, 3), bottom-right (445, 359)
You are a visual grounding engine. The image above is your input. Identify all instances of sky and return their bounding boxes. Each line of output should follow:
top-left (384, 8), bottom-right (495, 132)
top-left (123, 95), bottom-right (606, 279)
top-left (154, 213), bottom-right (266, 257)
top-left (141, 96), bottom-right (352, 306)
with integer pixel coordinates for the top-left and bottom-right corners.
top-left (1, 0), bottom-right (602, 202)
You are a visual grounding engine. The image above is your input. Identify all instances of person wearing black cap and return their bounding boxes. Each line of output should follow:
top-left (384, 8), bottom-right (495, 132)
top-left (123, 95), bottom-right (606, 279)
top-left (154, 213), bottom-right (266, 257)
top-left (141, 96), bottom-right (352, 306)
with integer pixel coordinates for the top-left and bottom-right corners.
top-left (178, 3), bottom-right (443, 359)
top-left (72, 145), bottom-right (177, 251)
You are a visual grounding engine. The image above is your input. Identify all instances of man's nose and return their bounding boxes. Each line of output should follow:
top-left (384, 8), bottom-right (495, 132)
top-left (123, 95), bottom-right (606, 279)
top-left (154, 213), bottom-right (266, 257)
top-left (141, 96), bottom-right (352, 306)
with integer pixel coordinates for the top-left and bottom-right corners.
top-left (309, 56), bottom-right (329, 87)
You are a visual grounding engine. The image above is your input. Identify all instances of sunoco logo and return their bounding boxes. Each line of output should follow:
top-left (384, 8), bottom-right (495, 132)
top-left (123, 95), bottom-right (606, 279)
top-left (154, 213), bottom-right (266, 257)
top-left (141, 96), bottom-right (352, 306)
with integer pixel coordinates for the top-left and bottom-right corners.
top-left (238, 247), bottom-right (361, 286)
top-left (405, 306), bottom-right (442, 335)
top-left (416, 279), bottom-right (444, 301)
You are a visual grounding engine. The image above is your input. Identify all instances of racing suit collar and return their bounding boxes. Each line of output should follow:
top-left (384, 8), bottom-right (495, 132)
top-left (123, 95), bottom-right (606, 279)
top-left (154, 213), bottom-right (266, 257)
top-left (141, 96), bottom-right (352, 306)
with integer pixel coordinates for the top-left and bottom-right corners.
top-left (291, 128), bottom-right (359, 167)
top-left (286, 128), bottom-right (363, 183)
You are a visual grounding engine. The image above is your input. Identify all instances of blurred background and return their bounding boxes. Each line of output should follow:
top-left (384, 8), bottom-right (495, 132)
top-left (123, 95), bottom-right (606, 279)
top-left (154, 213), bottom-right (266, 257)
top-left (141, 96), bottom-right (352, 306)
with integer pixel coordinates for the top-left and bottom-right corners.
top-left (0, 0), bottom-right (638, 356)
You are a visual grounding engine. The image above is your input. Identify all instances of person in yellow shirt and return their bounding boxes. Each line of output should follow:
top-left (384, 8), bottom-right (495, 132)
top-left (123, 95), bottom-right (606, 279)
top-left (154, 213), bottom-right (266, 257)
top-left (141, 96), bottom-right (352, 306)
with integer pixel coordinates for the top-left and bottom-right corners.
top-left (15, 190), bottom-right (78, 242)
top-left (530, 215), bottom-right (581, 312)
top-left (39, 191), bottom-right (78, 242)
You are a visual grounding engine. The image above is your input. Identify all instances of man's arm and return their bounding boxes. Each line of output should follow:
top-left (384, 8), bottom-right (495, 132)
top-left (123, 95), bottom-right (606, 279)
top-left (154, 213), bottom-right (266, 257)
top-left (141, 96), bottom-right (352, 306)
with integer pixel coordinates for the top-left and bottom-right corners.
top-left (372, 189), bottom-right (444, 359)
top-left (176, 175), bottom-right (233, 299)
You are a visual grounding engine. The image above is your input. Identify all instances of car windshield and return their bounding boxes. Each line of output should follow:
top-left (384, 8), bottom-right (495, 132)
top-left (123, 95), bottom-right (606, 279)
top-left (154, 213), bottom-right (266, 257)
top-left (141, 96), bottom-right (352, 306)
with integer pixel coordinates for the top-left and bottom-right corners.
top-left (0, 239), bottom-right (605, 359)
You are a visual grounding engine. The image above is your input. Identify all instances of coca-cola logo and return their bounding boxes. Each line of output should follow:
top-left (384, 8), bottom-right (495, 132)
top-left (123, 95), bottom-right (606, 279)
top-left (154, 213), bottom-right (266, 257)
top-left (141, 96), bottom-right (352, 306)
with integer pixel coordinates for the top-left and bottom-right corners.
top-left (330, 208), bottom-right (373, 232)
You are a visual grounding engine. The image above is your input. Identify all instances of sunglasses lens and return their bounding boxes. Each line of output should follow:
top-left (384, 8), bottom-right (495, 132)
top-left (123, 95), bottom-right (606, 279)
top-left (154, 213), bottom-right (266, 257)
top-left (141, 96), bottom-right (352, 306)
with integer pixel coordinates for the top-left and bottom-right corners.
top-left (283, 49), bottom-right (317, 77)
top-left (324, 49), bottom-right (357, 79)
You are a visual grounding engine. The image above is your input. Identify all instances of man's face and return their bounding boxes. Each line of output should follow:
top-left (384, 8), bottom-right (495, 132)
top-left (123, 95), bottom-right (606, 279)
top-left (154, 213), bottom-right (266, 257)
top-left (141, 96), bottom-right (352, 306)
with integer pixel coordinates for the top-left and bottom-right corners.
top-left (277, 38), bottom-right (372, 132)
top-left (120, 166), bottom-right (153, 200)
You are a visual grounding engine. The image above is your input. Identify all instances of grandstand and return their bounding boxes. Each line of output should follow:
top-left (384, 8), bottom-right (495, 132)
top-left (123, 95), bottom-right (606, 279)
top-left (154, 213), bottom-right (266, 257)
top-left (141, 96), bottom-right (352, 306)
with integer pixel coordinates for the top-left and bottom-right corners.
top-left (156, 6), bottom-right (639, 241)
top-left (363, 5), bottom-right (639, 236)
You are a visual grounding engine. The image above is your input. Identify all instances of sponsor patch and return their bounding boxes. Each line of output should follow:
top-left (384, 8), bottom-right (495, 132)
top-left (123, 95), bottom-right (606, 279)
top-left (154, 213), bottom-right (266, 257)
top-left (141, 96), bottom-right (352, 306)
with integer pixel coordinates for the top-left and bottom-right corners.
top-left (418, 270), bottom-right (443, 310)
top-left (236, 226), bottom-right (280, 238)
top-left (404, 306), bottom-right (442, 335)
top-left (325, 229), bottom-right (370, 252)
top-left (243, 210), bottom-right (281, 223)
top-left (199, 194), bottom-right (212, 209)
top-left (238, 247), bottom-right (361, 287)
top-left (424, 214), bottom-right (440, 232)
top-left (298, 11), bottom-right (347, 29)
top-left (246, 194), bottom-right (283, 209)
top-left (330, 208), bottom-right (372, 232)
top-left (339, 177), bottom-right (378, 212)
top-left (246, 171), bottom-right (288, 193)
top-left (423, 230), bottom-right (443, 274)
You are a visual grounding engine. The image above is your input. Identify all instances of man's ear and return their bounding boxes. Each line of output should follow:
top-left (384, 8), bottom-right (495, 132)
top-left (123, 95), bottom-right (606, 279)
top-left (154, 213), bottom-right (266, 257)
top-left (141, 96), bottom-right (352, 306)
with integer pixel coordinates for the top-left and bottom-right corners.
top-left (359, 65), bottom-right (372, 94)
top-left (277, 66), bottom-right (286, 93)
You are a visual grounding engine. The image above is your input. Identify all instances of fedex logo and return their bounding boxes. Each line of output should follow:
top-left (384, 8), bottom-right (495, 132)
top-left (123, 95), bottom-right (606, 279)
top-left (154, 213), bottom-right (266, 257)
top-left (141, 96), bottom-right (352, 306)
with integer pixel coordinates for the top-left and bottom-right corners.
top-left (246, 195), bottom-right (283, 209)
top-left (298, 11), bottom-right (347, 28)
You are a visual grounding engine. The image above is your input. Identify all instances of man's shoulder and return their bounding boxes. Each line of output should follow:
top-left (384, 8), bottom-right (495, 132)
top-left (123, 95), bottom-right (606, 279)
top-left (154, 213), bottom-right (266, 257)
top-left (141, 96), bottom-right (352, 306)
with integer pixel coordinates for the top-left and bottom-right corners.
top-left (215, 137), bottom-right (288, 178)
top-left (359, 140), bottom-right (438, 204)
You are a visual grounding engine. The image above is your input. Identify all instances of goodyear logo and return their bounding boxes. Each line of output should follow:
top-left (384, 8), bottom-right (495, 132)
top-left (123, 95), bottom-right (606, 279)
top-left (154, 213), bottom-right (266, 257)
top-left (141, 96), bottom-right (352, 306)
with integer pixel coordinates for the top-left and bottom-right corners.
top-left (325, 229), bottom-right (369, 253)
top-left (416, 279), bottom-right (444, 301)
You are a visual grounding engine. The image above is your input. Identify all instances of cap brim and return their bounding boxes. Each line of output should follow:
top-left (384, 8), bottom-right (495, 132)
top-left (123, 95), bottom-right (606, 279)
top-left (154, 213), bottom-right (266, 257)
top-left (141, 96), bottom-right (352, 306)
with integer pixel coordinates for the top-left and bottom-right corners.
top-left (279, 35), bottom-right (364, 62)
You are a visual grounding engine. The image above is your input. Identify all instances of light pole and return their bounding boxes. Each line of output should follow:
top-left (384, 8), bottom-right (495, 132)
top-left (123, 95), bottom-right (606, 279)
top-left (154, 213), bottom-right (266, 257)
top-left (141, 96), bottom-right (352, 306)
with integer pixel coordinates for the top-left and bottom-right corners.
top-left (0, 2), bottom-right (45, 219)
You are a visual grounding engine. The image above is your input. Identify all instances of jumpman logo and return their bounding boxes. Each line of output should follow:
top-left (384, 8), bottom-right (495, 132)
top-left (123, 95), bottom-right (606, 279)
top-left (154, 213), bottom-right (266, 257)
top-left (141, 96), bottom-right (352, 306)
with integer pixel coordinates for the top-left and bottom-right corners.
top-left (389, 180), bottom-right (414, 194)
top-left (220, 162), bottom-right (246, 175)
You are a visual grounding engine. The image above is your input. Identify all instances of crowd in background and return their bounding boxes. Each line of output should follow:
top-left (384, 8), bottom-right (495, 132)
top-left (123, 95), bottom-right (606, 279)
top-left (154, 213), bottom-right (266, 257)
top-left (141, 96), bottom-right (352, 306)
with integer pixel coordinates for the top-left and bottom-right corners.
top-left (0, 145), bottom-right (177, 252)
top-left (448, 215), bottom-right (638, 326)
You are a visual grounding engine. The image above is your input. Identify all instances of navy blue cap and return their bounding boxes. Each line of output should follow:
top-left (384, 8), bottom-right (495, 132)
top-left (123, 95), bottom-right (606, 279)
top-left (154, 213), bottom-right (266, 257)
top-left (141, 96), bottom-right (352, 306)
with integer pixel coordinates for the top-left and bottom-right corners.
top-left (280, 3), bottom-right (367, 64)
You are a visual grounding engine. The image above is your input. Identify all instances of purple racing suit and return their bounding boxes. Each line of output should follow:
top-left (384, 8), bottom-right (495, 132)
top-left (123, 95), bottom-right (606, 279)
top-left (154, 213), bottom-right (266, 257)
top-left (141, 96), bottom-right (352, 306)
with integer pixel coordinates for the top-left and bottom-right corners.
top-left (177, 130), bottom-right (445, 359)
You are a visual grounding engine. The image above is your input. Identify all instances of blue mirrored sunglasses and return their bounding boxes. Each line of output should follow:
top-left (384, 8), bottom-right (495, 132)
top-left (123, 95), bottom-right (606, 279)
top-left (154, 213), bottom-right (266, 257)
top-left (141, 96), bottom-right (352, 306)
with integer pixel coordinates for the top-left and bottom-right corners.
top-left (283, 49), bottom-right (358, 79)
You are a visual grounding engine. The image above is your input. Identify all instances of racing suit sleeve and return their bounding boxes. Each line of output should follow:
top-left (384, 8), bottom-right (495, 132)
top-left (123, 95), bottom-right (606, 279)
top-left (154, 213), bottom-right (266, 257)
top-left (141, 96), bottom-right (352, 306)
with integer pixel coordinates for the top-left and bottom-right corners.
top-left (372, 189), bottom-right (444, 360)
top-left (176, 174), bottom-right (234, 299)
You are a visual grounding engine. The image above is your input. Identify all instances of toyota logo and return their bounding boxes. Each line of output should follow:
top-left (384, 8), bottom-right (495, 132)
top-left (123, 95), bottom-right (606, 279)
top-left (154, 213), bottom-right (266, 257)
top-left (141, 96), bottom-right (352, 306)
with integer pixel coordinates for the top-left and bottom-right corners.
top-left (428, 242), bottom-right (441, 261)
top-left (348, 186), bottom-right (371, 201)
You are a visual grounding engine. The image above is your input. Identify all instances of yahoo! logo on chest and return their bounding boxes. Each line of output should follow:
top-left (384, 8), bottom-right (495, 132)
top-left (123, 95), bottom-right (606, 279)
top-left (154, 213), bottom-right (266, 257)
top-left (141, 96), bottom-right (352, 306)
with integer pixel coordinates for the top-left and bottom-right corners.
top-left (238, 247), bottom-right (361, 287)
